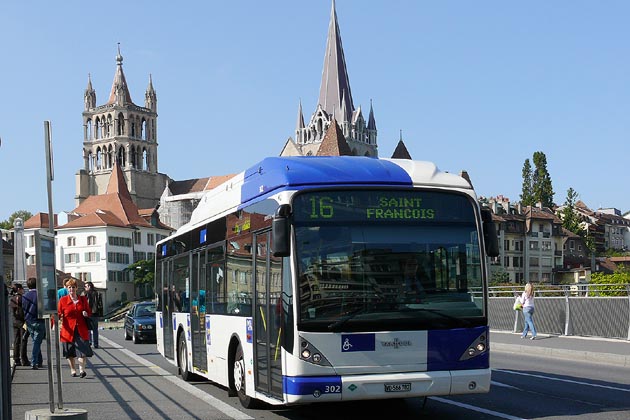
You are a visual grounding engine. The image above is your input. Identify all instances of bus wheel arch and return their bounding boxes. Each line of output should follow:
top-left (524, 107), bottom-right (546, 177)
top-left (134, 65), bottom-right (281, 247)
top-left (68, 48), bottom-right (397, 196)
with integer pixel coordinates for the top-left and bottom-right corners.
top-left (228, 337), bottom-right (259, 408)
top-left (227, 337), bottom-right (240, 397)
top-left (177, 328), bottom-right (192, 381)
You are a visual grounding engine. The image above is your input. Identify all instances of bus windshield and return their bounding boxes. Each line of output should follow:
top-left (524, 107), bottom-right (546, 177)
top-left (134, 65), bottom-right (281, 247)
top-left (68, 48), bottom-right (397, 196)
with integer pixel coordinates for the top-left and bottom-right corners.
top-left (292, 189), bottom-right (485, 332)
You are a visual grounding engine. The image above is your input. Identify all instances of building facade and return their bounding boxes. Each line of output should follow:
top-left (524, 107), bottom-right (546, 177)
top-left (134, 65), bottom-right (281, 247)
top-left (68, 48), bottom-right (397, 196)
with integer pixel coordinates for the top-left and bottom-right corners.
top-left (25, 164), bottom-right (172, 313)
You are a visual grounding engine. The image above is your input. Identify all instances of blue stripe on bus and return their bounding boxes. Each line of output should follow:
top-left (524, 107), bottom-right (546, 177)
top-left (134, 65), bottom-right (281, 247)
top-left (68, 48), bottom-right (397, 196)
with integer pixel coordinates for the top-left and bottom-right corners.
top-left (427, 326), bottom-right (489, 371)
top-left (283, 376), bottom-right (342, 396)
top-left (240, 156), bottom-right (413, 205)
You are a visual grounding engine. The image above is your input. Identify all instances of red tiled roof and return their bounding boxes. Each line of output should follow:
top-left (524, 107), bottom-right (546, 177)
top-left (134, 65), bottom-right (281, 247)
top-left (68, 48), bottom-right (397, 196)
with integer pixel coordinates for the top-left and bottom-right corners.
top-left (24, 213), bottom-right (58, 229)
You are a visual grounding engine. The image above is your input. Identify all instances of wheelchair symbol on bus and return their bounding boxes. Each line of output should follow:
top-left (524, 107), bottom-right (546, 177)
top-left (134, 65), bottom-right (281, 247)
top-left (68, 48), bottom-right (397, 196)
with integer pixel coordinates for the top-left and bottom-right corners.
top-left (342, 338), bottom-right (353, 351)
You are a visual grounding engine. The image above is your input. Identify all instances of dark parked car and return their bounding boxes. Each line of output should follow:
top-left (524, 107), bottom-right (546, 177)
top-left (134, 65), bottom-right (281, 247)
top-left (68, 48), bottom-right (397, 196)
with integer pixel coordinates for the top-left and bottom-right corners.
top-left (124, 301), bottom-right (157, 344)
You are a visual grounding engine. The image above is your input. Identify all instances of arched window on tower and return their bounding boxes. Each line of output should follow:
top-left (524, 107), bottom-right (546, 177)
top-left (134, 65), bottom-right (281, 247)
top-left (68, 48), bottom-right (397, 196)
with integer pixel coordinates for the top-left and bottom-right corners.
top-left (107, 145), bottom-right (114, 169)
top-left (106, 115), bottom-right (113, 137)
top-left (88, 151), bottom-right (94, 172)
top-left (143, 148), bottom-right (148, 171)
top-left (131, 119), bottom-right (136, 138)
top-left (142, 119), bottom-right (147, 141)
top-left (117, 146), bottom-right (125, 168)
top-left (96, 148), bottom-right (102, 170)
top-left (130, 146), bottom-right (137, 169)
top-left (86, 119), bottom-right (93, 141)
top-left (117, 113), bottom-right (125, 136)
top-left (95, 117), bottom-right (101, 140)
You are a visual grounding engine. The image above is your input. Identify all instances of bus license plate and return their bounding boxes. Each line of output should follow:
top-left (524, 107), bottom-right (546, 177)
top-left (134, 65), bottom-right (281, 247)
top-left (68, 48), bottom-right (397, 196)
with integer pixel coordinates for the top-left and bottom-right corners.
top-left (384, 383), bottom-right (411, 392)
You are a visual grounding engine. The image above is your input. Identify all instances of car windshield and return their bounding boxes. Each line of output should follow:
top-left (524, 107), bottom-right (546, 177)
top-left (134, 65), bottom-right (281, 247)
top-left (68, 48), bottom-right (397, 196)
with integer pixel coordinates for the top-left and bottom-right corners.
top-left (136, 305), bottom-right (156, 317)
top-left (292, 189), bottom-right (486, 332)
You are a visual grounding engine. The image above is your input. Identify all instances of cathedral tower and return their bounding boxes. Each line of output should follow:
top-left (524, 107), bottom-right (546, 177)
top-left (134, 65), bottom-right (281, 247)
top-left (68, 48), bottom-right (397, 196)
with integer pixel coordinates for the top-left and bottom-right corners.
top-left (283, 0), bottom-right (378, 157)
top-left (75, 45), bottom-right (170, 209)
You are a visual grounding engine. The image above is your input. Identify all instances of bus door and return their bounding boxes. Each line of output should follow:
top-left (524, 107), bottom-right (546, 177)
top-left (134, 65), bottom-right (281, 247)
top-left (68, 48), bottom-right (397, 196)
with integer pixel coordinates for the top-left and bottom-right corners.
top-left (191, 251), bottom-right (207, 371)
top-left (253, 231), bottom-right (283, 399)
top-left (161, 259), bottom-right (174, 360)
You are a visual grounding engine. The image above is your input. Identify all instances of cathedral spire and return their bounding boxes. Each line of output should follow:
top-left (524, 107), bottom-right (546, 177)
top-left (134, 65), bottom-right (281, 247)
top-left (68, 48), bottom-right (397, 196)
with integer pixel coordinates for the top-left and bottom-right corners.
top-left (367, 99), bottom-right (376, 131)
top-left (318, 0), bottom-right (354, 120)
top-left (296, 99), bottom-right (305, 130)
top-left (145, 73), bottom-right (157, 111)
top-left (84, 73), bottom-right (96, 111)
top-left (107, 43), bottom-right (134, 106)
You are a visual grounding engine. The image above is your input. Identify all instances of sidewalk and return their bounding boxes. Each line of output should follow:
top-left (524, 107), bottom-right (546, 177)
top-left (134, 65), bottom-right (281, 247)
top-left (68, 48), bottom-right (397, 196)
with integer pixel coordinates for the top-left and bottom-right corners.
top-left (490, 330), bottom-right (630, 367)
top-left (10, 330), bottom-right (252, 420)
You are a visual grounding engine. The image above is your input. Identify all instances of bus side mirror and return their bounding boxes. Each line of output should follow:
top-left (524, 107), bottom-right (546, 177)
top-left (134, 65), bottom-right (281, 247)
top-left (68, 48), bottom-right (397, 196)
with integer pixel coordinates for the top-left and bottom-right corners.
top-left (272, 204), bottom-right (291, 257)
top-left (481, 208), bottom-right (499, 258)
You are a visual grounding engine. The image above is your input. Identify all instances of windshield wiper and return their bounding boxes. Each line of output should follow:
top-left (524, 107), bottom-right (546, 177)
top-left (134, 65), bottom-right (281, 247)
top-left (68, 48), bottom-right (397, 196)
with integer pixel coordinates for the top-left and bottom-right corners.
top-left (403, 307), bottom-right (473, 326)
top-left (327, 305), bottom-right (369, 331)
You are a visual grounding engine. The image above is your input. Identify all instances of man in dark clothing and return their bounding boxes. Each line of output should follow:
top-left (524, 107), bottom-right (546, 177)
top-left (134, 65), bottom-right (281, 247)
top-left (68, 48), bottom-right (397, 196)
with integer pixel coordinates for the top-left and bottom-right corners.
top-left (22, 277), bottom-right (45, 369)
top-left (83, 281), bottom-right (99, 348)
top-left (9, 283), bottom-right (30, 366)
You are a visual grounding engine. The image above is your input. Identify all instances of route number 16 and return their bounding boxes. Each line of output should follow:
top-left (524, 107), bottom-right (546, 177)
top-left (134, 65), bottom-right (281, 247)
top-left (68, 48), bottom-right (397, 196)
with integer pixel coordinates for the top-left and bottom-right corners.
top-left (309, 196), bottom-right (334, 219)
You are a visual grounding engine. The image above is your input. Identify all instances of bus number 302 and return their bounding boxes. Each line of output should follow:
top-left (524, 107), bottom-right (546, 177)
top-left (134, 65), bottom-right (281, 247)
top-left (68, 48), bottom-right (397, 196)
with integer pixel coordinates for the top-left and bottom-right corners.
top-left (324, 384), bottom-right (341, 393)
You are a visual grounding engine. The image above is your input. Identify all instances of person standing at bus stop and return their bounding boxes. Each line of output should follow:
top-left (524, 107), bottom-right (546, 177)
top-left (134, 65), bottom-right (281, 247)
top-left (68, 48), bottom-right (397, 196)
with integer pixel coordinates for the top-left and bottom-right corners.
top-left (22, 277), bottom-right (45, 369)
top-left (9, 283), bottom-right (30, 366)
top-left (83, 281), bottom-right (99, 348)
top-left (520, 282), bottom-right (537, 340)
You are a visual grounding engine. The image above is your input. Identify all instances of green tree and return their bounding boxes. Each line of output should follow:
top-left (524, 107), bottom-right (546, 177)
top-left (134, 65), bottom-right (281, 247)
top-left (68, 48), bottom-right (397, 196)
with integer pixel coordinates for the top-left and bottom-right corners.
top-left (0, 210), bottom-right (33, 230)
top-left (561, 188), bottom-right (582, 234)
top-left (532, 151), bottom-right (554, 208)
top-left (590, 271), bottom-right (629, 296)
top-left (126, 259), bottom-right (155, 286)
top-left (520, 159), bottom-right (534, 206)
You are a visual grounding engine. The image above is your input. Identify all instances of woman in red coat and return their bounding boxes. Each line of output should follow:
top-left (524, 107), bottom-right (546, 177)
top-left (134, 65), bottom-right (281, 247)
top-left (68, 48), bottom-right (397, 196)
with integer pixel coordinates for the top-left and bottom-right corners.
top-left (57, 278), bottom-right (92, 378)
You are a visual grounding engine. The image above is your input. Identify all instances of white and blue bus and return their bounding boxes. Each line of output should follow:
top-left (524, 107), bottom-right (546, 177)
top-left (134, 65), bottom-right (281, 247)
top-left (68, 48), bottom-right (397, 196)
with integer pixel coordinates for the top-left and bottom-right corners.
top-left (155, 156), bottom-right (499, 408)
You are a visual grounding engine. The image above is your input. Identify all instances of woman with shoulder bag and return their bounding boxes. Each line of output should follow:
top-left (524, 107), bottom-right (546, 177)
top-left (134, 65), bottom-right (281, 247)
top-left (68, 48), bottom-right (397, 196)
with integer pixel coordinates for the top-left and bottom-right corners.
top-left (520, 282), bottom-right (537, 340)
top-left (57, 278), bottom-right (93, 378)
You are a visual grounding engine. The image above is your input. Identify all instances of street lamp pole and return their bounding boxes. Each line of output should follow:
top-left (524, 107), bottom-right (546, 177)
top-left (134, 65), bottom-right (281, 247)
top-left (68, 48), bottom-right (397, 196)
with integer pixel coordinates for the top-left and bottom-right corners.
top-left (0, 137), bottom-right (13, 419)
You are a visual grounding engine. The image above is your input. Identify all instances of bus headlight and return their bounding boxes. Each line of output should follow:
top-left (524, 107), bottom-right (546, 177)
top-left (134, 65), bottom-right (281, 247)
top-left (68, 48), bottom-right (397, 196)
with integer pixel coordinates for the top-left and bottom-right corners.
top-left (299, 338), bottom-right (331, 366)
top-left (459, 331), bottom-right (488, 361)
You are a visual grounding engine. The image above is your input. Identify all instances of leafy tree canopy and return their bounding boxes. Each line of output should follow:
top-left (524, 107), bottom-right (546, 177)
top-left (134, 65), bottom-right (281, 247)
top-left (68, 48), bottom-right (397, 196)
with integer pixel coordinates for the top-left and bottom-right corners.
top-left (0, 210), bottom-right (33, 230)
top-left (561, 188), bottom-right (582, 234)
top-left (520, 159), bottom-right (534, 206)
top-left (126, 259), bottom-right (155, 285)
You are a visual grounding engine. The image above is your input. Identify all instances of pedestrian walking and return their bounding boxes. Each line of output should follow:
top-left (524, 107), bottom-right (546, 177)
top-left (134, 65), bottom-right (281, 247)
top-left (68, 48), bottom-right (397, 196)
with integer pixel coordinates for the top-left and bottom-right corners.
top-left (519, 282), bottom-right (537, 340)
top-left (22, 277), bottom-right (45, 369)
top-left (83, 281), bottom-right (99, 348)
top-left (9, 283), bottom-right (30, 366)
top-left (58, 278), bottom-right (93, 378)
top-left (58, 279), bottom-right (69, 300)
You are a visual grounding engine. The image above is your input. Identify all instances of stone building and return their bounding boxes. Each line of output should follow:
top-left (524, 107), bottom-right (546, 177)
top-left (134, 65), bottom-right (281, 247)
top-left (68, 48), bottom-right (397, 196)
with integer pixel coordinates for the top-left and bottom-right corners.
top-left (75, 45), bottom-right (170, 210)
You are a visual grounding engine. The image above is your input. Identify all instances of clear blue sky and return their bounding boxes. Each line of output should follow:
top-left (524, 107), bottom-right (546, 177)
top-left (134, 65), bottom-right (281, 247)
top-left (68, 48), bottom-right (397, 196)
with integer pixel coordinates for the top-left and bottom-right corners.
top-left (1, 1), bottom-right (629, 223)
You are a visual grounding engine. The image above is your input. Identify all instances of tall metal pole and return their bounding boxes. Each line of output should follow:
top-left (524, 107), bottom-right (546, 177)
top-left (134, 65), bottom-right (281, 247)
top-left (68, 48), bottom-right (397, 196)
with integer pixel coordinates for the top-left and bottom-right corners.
top-left (1, 234), bottom-right (11, 420)
top-left (0, 134), bottom-right (12, 419)
top-left (44, 121), bottom-right (63, 411)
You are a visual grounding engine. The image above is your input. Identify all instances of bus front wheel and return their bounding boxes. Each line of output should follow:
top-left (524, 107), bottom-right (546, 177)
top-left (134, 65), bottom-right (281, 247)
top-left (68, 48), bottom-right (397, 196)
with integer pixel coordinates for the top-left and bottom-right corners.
top-left (178, 332), bottom-right (192, 381)
top-left (233, 344), bottom-right (257, 408)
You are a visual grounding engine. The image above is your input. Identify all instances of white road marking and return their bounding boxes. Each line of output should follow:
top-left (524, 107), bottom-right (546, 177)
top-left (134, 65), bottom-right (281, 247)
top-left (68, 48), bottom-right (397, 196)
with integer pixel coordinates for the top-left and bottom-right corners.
top-left (494, 368), bottom-right (630, 393)
top-left (101, 336), bottom-right (253, 419)
top-left (490, 380), bottom-right (519, 389)
top-left (430, 396), bottom-right (528, 420)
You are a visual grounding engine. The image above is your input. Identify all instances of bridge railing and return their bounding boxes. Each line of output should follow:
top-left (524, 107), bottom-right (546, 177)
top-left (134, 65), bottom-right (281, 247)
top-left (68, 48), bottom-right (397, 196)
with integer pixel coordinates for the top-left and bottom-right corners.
top-left (487, 284), bottom-right (630, 340)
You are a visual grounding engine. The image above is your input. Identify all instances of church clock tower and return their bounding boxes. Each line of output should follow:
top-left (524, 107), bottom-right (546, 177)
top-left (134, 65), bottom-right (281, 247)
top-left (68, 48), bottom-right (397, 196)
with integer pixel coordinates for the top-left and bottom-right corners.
top-left (75, 45), bottom-right (170, 209)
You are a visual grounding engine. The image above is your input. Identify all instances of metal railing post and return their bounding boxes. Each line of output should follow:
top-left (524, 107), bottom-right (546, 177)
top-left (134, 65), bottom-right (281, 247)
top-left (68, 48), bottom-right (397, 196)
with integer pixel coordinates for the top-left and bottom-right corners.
top-left (512, 286), bottom-right (519, 333)
top-left (562, 285), bottom-right (571, 336)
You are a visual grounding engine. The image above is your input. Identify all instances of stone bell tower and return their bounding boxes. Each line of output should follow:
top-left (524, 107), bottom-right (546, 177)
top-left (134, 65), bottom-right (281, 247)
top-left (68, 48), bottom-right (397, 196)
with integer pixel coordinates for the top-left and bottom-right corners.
top-left (75, 44), bottom-right (170, 209)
